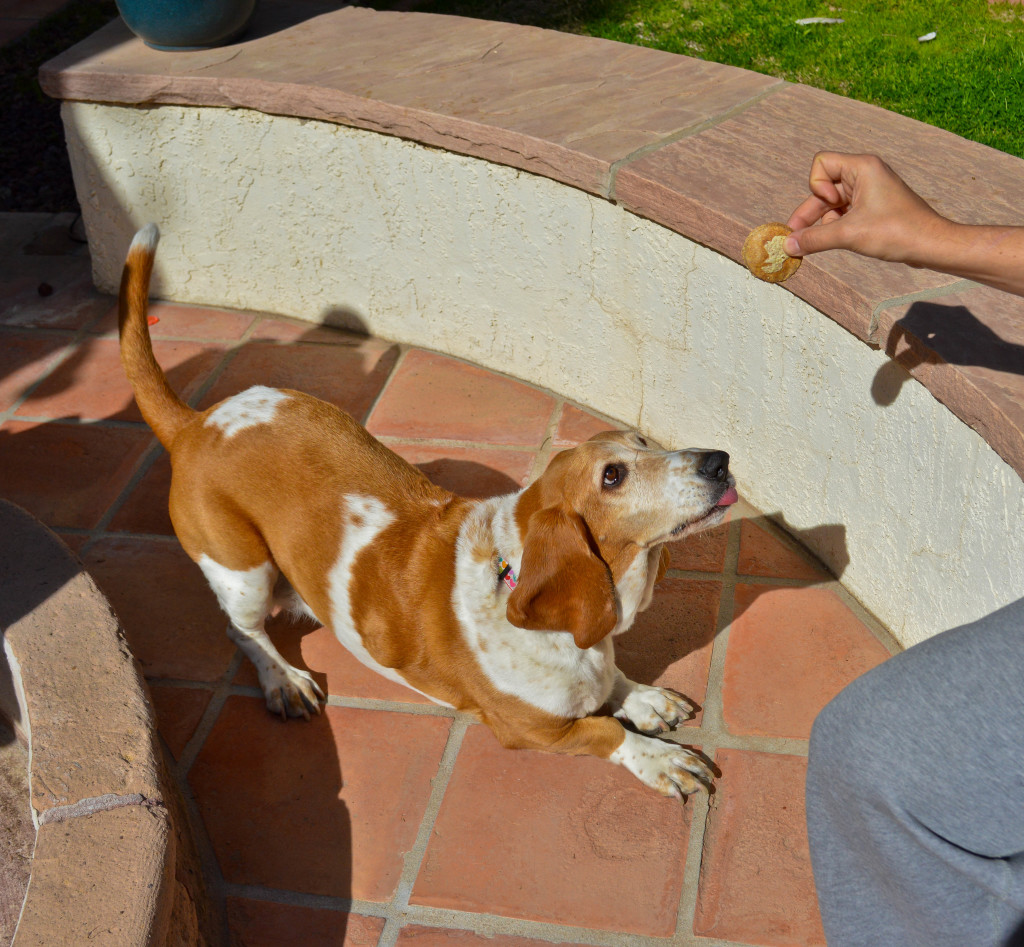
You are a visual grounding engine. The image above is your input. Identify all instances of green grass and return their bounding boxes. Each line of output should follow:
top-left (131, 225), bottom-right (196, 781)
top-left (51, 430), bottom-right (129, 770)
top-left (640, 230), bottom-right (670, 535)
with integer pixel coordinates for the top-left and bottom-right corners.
top-left (372, 0), bottom-right (1024, 159)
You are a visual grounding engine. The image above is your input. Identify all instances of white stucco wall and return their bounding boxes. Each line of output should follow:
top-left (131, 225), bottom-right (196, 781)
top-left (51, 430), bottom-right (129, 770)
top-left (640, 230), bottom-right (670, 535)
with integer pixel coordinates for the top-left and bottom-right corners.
top-left (62, 101), bottom-right (1024, 648)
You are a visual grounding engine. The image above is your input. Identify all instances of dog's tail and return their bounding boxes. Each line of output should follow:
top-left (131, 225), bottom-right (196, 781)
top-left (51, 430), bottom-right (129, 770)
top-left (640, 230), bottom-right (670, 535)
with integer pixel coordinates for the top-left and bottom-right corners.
top-left (118, 225), bottom-right (196, 450)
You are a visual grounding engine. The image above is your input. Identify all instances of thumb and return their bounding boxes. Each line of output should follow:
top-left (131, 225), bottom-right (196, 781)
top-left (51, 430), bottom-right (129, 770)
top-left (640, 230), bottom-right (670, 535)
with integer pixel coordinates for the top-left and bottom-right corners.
top-left (786, 220), bottom-right (849, 257)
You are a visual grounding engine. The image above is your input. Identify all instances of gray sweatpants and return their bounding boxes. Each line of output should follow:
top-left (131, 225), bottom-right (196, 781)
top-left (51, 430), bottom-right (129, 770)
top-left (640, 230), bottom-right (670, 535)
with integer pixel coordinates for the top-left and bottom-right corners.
top-left (806, 597), bottom-right (1024, 946)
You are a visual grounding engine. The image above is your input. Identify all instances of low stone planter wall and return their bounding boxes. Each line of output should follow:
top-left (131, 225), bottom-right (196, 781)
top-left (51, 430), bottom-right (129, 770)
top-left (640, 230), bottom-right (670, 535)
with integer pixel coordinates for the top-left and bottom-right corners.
top-left (0, 500), bottom-right (212, 946)
top-left (39, 6), bottom-right (1024, 647)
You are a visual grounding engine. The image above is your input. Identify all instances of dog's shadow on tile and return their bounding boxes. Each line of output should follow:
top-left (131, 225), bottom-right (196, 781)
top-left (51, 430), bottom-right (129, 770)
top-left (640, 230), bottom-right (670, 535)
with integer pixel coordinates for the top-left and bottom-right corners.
top-left (414, 459), bottom-right (522, 499)
top-left (0, 315), bottom-right (411, 942)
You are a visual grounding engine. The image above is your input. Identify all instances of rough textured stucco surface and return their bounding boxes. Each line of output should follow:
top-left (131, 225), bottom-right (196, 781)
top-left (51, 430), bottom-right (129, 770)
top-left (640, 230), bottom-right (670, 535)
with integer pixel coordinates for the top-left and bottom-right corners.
top-left (63, 102), bottom-right (1024, 647)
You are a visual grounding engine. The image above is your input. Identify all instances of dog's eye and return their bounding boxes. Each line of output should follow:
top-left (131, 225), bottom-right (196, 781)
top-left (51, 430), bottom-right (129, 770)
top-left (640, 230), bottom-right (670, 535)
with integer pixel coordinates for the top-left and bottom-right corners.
top-left (637, 436), bottom-right (648, 448)
top-left (602, 464), bottom-right (626, 488)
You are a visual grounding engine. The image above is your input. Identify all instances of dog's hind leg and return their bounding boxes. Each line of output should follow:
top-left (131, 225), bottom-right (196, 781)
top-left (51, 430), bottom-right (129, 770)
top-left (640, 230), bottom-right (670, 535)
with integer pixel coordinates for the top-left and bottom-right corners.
top-left (197, 554), bottom-right (325, 720)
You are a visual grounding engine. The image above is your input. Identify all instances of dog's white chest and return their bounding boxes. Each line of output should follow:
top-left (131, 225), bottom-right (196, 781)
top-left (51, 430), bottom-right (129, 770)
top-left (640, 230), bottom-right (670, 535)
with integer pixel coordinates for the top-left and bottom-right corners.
top-left (467, 615), bottom-right (618, 719)
top-left (613, 549), bottom-right (658, 633)
top-left (451, 501), bottom-right (627, 719)
top-left (452, 548), bottom-right (618, 717)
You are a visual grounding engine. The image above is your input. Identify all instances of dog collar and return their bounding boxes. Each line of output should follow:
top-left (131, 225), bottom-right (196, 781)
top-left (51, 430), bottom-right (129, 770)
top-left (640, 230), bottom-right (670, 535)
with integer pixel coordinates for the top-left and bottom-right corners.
top-left (496, 556), bottom-right (518, 591)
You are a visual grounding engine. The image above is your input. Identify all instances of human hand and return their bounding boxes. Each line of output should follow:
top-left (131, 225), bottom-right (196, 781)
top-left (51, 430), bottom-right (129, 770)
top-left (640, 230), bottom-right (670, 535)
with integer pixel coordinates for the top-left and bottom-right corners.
top-left (784, 152), bottom-right (949, 265)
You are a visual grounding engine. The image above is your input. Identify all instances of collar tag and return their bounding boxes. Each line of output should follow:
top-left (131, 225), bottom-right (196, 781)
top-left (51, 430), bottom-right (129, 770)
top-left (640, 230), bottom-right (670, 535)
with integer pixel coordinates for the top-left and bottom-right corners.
top-left (496, 557), bottom-right (518, 591)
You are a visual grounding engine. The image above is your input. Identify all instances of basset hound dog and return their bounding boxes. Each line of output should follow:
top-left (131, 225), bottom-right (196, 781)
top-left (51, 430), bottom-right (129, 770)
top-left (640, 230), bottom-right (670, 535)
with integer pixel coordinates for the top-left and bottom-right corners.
top-left (118, 226), bottom-right (737, 800)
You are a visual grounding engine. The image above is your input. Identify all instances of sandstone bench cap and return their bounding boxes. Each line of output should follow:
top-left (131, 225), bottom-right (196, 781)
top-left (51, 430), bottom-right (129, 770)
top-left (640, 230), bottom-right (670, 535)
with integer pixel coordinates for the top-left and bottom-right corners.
top-left (39, 3), bottom-right (1024, 478)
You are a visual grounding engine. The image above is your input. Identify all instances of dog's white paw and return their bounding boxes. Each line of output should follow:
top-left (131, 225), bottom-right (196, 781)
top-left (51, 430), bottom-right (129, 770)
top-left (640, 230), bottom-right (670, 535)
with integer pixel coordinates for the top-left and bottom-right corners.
top-left (259, 664), bottom-right (325, 721)
top-left (611, 730), bottom-right (713, 800)
top-left (614, 684), bottom-right (695, 734)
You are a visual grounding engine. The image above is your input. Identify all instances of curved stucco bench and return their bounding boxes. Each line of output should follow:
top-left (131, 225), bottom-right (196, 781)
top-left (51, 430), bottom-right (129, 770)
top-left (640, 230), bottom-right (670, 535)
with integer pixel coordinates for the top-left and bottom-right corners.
top-left (40, 5), bottom-right (1024, 648)
top-left (0, 501), bottom-right (212, 946)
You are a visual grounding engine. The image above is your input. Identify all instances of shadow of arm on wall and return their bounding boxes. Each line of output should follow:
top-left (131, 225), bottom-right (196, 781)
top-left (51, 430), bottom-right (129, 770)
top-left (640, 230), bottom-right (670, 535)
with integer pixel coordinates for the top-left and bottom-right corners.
top-left (872, 300), bottom-right (1024, 407)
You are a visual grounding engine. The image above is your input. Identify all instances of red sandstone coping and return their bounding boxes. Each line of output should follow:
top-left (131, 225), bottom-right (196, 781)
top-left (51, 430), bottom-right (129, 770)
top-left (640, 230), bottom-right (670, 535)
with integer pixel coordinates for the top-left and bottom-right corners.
top-left (39, 4), bottom-right (1024, 479)
top-left (0, 500), bottom-right (210, 945)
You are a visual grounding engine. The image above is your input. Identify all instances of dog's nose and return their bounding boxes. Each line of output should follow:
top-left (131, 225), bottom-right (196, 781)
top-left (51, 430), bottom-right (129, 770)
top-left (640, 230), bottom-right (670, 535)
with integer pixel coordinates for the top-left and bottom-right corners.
top-left (698, 451), bottom-right (730, 482)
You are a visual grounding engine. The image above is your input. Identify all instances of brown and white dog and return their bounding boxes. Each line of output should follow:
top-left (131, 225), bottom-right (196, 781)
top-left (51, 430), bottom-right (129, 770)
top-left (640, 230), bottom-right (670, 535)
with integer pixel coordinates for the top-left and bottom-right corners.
top-left (119, 226), bottom-right (738, 800)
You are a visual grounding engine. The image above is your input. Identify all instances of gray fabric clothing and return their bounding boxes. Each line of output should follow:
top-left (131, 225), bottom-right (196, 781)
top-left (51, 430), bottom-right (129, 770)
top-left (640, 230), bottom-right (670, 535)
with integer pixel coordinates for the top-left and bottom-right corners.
top-left (806, 597), bottom-right (1024, 946)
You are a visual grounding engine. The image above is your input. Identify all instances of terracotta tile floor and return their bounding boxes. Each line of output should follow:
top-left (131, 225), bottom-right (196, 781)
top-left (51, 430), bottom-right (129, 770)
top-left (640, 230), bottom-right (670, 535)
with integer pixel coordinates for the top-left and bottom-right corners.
top-left (0, 213), bottom-right (901, 946)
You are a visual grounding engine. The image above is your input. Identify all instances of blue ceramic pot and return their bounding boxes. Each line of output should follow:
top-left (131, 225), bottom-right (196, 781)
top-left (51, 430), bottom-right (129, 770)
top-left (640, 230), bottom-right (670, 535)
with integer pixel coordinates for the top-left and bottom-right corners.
top-left (116, 0), bottom-right (256, 50)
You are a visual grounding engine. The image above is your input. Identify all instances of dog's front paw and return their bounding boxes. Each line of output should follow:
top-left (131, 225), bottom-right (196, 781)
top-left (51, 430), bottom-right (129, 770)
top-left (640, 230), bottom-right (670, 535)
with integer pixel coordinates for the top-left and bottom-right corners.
top-left (611, 731), bottom-right (713, 800)
top-left (259, 664), bottom-right (325, 721)
top-left (614, 684), bottom-right (695, 734)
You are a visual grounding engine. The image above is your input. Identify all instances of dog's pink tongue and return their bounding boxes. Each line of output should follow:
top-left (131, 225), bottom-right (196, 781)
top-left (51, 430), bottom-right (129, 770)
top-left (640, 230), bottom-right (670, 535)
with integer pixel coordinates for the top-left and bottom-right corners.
top-left (717, 486), bottom-right (738, 507)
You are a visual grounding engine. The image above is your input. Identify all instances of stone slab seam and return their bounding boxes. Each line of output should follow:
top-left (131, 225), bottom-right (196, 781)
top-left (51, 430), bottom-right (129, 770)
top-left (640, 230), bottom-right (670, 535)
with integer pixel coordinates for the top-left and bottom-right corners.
top-left (867, 279), bottom-right (979, 344)
top-left (606, 79), bottom-right (788, 201)
top-left (38, 791), bottom-right (166, 825)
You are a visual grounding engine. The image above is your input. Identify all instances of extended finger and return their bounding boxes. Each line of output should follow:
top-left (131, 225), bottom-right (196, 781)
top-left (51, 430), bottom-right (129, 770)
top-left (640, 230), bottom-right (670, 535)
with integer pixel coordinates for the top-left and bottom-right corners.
top-left (787, 192), bottom-right (834, 232)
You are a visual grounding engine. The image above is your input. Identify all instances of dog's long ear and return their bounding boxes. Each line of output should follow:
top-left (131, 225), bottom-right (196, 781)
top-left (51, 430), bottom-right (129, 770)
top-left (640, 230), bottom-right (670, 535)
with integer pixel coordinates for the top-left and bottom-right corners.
top-left (506, 507), bottom-right (618, 649)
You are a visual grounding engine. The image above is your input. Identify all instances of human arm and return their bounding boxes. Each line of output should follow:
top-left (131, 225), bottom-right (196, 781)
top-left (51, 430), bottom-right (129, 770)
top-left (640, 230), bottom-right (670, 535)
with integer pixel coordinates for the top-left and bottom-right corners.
top-left (784, 152), bottom-right (1024, 298)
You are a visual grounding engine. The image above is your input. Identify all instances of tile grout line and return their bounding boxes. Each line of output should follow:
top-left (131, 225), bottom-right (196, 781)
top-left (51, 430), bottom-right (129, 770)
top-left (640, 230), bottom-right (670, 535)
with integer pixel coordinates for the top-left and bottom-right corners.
top-left (3, 415), bottom-right (565, 454)
top-left (68, 528), bottom-right (179, 544)
top-left (700, 511), bottom-right (743, 738)
top-left (363, 343), bottom-right (413, 427)
top-left (0, 303), bottom-right (110, 430)
top-left (321, 691), bottom-right (458, 720)
top-left (165, 682), bottom-right (812, 755)
top-left (166, 647), bottom-right (248, 943)
top-left (730, 500), bottom-right (899, 654)
top-left (386, 339), bottom-right (634, 435)
top-left (168, 746), bottom-right (233, 941)
top-left (826, 577), bottom-right (902, 655)
top-left (215, 883), bottom-right (757, 947)
top-left (218, 881), bottom-right (386, 916)
top-left (9, 414), bottom-right (153, 428)
top-left (377, 434), bottom-right (544, 455)
top-left (528, 398), bottom-right (566, 481)
top-left (665, 567), bottom-right (836, 588)
top-left (672, 508), bottom-right (743, 943)
top-left (390, 903), bottom-right (711, 947)
top-left (671, 789), bottom-right (711, 947)
top-left (376, 716), bottom-right (471, 947)
top-left (3, 414), bottom-right (561, 453)
top-left (61, 311), bottom-right (264, 555)
top-left (396, 904), bottom-right (756, 947)
top-left (0, 302), bottom-right (159, 558)
top-left (173, 646), bottom-right (246, 778)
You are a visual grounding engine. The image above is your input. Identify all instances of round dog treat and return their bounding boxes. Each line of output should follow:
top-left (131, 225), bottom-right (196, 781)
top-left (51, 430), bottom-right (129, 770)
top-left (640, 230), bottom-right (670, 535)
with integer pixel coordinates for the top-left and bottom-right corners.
top-left (742, 223), bottom-right (801, 283)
